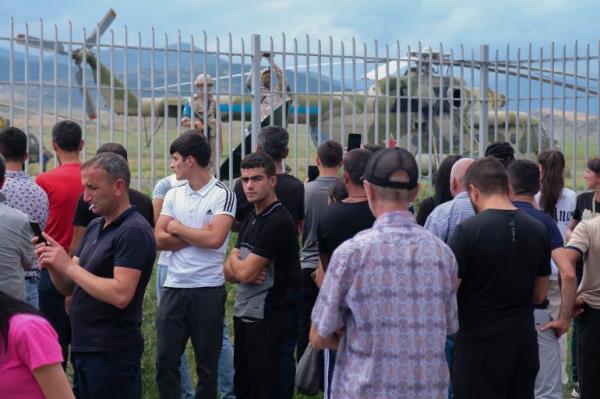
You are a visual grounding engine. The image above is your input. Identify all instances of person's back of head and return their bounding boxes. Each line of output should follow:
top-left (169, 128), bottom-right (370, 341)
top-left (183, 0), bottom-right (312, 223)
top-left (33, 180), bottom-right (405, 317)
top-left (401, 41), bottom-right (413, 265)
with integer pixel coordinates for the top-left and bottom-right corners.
top-left (507, 159), bottom-right (540, 197)
top-left (328, 179), bottom-right (348, 204)
top-left (317, 140), bottom-right (343, 169)
top-left (97, 142), bottom-right (128, 162)
top-left (0, 127), bottom-right (28, 164)
top-left (485, 142), bottom-right (515, 168)
top-left (465, 157), bottom-right (510, 196)
top-left (82, 152), bottom-right (131, 189)
top-left (433, 155), bottom-right (462, 204)
top-left (51, 120), bottom-right (82, 152)
top-left (257, 126), bottom-right (289, 162)
top-left (449, 158), bottom-right (475, 196)
top-left (343, 148), bottom-right (372, 187)
top-left (169, 130), bottom-right (211, 168)
top-left (537, 149), bottom-right (565, 220)
top-left (362, 147), bottom-right (419, 210)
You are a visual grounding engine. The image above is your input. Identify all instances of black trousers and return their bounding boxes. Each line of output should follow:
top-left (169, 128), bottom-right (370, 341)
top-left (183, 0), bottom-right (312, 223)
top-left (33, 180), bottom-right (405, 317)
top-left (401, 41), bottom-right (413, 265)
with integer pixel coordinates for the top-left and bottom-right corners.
top-left (38, 269), bottom-right (70, 370)
top-left (234, 314), bottom-right (286, 399)
top-left (579, 306), bottom-right (600, 399)
top-left (156, 286), bottom-right (226, 399)
top-left (452, 317), bottom-right (539, 399)
top-left (297, 268), bottom-right (319, 359)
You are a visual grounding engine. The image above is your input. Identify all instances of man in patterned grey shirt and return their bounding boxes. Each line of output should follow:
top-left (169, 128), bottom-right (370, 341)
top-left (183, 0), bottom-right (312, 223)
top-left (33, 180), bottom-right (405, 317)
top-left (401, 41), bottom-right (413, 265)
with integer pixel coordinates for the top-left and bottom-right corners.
top-left (0, 127), bottom-right (49, 308)
top-left (311, 148), bottom-right (459, 399)
top-left (425, 158), bottom-right (475, 243)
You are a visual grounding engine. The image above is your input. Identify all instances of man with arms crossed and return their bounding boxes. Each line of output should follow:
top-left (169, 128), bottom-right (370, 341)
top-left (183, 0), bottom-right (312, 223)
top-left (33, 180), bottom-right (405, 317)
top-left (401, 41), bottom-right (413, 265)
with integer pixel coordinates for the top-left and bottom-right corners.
top-left (36, 152), bottom-right (156, 398)
top-left (225, 152), bottom-right (299, 398)
top-left (448, 157), bottom-right (551, 399)
top-left (155, 132), bottom-right (235, 399)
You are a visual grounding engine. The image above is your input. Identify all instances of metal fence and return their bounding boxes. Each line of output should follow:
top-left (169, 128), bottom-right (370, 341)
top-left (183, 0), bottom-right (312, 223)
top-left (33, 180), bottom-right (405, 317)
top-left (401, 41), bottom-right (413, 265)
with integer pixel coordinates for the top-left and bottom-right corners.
top-left (1, 16), bottom-right (599, 191)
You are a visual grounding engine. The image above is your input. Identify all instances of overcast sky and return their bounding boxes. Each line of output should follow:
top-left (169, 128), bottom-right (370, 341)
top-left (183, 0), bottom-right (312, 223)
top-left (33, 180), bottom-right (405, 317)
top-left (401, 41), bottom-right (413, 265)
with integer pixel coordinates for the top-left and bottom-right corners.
top-left (1, 0), bottom-right (598, 55)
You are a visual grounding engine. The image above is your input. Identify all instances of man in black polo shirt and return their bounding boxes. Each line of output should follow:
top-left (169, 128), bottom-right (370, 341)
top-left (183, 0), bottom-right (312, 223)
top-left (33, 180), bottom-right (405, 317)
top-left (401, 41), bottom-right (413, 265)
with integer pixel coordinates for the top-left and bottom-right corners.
top-left (225, 152), bottom-right (299, 398)
top-left (36, 152), bottom-right (156, 399)
top-left (70, 143), bottom-right (154, 254)
top-left (448, 157), bottom-right (550, 399)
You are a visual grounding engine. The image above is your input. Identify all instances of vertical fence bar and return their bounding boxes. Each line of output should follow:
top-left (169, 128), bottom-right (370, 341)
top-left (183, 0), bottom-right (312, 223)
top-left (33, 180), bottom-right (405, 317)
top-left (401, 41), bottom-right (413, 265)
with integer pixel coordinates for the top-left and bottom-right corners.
top-left (505, 45), bottom-right (510, 143)
top-left (317, 39), bottom-right (322, 143)
top-left (38, 19), bottom-right (45, 168)
top-left (494, 49), bottom-right (499, 141)
top-left (293, 38), bottom-right (298, 175)
top-left (396, 41), bottom-right (401, 145)
top-left (449, 48), bottom-right (455, 153)
top-left (163, 33), bottom-right (169, 178)
top-left (228, 33), bottom-right (234, 184)
top-left (572, 41), bottom-right (578, 189)
top-left (526, 43), bottom-right (532, 157)
top-left (408, 45), bottom-right (413, 153)
top-left (67, 21), bottom-right (72, 120)
top-left (597, 40), bottom-right (600, 155)
top-left (479, 45), bottom-right (489, 158)
top-left (176, 30), bottom-right (182, 137)
top-left (150, 27), bottom-right (156, 187)
top-left (515, 48), bottom-right (521, 156)
top-left (550, 42), bottom-right (555, 144)
top-left (341, 41), bottom-right (346, 144)
top-left (329, 36), bottom-right (334, 141)
top-left (561, 45), bottom-right (566, 153)
top-left (96, 23), bottom-right (101, 151)
top-left (136, 32), bottom-right (142, 190)
top-left (24, 23), bottom-right (29, 170)
top-left (374, 40), bottom-right (379, 144)
top-left (352, 37), bottom-right (356, 133)
top-left (305, 34), bottom-right (310, 170)
top-left (417, 43), bottom-right (423, 161)
top-left (438, 44), bottom-right (444, 157)
top-left (538, 46), bottom-right (543, 153)
top-left (9, 18), bottom-right (14, 124)
top-left (363, 42), bottom-right (368, 141)
top-left (585, 44), bottom-right (590, 164)
top-left (124, 26), bottom-right (129, 150)
top-left (427, 48), bottom-right (433, 176)
top-left (469, 49), bottom-right (475, 158)
top-left (53, 24), bottom-right (58, 127)
top-left (241, 38), bottom-right (247, 158)
top-left (251, 34), bottom-right (261, 151)
top-left (110, 30), bottom-right (116, 141)
top-left (81, 28), bottom-right (88, 162)
top-left (215, 36), bottom-right (221, 180)
top-left (459, 45), bottom-right (465, 155)
top-left (385, 44), bottom-right (390, 146)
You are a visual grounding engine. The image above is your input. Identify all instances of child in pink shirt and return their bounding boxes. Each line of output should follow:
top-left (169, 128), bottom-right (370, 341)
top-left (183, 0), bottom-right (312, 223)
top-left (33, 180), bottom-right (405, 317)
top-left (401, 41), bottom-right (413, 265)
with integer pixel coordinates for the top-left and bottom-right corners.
top-left (0, 292), bottom-right (73, 399)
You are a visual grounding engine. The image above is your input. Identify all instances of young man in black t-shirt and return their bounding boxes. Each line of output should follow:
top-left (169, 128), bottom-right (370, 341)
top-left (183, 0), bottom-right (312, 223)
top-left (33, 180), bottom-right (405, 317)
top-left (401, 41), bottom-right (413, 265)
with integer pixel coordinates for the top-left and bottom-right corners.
top-left (232, 126), bottom-right (303, 399)
top-left (225, 152), bottom-right (300, 399)
top-left (448, 157), bottom-right (550, 399)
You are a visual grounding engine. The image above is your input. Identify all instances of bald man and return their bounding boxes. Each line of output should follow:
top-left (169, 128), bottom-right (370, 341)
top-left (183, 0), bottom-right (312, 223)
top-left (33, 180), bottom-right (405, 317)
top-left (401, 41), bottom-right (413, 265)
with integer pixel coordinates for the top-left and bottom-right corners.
top-left (425, 158), bottom-right (476, 243)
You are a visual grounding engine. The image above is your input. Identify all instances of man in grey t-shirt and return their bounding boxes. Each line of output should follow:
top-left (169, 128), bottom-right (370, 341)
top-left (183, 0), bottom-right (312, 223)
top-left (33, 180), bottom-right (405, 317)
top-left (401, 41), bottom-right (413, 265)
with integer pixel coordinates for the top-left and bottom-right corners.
top-left (298, 140), bottom-right (343, 357)
top-left (0, 154), bottom-right (34, 301)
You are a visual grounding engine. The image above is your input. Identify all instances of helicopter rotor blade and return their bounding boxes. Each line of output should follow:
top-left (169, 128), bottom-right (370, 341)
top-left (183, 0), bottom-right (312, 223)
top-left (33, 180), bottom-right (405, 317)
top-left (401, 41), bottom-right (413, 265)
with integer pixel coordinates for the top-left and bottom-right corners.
top-left (16, 34), bottom-right (67, 55)
top-left (75, 65), bottom-right (97, 120)
top-left (85, 8), bottom-right (117, 48)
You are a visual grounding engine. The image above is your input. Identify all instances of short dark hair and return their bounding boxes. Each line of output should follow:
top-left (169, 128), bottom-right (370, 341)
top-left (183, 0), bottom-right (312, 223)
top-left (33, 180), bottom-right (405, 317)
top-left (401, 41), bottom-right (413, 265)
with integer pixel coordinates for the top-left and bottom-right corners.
top-left (169, 130), bottom-right (211, 168)
top-left (343, 149), bottom-right (372, 185)
top-left (257, 126), bottom-right (289, 161)
top-left (507, 159), bottom-right (540, 196)
top-left (328, 179), bottom-right (348, 202)
top-left (0, 127), bottom-right (27, 162)
top-left (51, 120), bottom-right (82, 152)
top-left (465, 157), bottom-right (509, 195)
top-left (587, 157), bottom-right (600, 176)
top-left (317, 140), bottom-right (343, 168)
top-left (82, 152), bottom-right (131, 187)
top-left (0, 154), bottom-right (5, 181)
top-left (240, 152), bottom-right (276, 177)
top-left (485, 142), bottom-right (515, 168)
top-left (97, 142), bottom-right (128, 161)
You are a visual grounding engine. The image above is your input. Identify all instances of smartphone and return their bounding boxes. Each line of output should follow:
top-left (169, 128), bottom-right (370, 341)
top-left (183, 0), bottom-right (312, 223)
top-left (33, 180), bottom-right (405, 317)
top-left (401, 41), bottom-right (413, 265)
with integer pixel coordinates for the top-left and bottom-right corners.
top-left (30, 221), bottom-right (47, 245)
top-left (307, 165), bottom-right (319, 182)
top-left (347, 133), bottom-right (362, 151)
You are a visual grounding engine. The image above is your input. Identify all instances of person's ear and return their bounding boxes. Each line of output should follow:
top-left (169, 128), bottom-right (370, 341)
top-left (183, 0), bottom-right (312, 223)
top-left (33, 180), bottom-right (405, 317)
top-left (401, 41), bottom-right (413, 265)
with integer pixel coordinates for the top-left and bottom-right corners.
top-left (282, 148), bottom-right (289, 160)
top-left (78, 140), bottom-right (84, 152)
top-left (343, 171), bottom-right (350, 185)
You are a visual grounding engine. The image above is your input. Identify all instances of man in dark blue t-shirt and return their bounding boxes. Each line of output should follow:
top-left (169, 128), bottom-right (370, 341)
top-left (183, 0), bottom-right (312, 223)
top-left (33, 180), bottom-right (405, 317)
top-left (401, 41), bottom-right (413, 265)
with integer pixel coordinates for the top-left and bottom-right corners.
top-left (36, 152), bottom-right (156, 399)
top-left (507, 160), bottom-right (576, 398)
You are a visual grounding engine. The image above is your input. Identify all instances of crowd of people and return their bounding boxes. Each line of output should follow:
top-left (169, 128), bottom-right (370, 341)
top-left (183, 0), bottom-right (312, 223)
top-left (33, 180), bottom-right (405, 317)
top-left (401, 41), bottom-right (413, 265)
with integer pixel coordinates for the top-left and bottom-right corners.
top-left (0, 118), bottom-right (598, 399)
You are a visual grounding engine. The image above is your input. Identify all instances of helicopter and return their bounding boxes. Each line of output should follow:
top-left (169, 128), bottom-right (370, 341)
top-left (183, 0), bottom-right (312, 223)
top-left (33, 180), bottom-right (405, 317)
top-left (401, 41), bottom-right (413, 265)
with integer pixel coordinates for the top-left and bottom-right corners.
top-left (11, 9), bottom-right (594, 176)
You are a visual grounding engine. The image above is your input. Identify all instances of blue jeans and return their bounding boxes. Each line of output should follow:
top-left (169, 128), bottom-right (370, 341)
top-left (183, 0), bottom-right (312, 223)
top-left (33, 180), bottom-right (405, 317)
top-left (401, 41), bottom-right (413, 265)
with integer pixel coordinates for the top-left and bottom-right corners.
top-left (157, 265), bottom-right (235, 399)
top-left (24, 276), bottom-right (39, 309)
top-left (72, 347), bottom-right (143, 399)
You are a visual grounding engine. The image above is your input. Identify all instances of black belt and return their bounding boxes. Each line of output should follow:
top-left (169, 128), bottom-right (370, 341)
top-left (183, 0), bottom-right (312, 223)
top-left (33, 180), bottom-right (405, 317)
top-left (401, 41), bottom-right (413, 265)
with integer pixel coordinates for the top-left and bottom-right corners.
top-left (534, 299), bottom-right (549, 310)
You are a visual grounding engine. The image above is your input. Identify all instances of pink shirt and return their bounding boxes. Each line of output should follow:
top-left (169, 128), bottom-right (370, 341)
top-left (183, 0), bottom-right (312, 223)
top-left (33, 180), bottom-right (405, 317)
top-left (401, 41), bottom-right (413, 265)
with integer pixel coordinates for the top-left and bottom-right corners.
top-left (0, 314), bottom-right (64, 398)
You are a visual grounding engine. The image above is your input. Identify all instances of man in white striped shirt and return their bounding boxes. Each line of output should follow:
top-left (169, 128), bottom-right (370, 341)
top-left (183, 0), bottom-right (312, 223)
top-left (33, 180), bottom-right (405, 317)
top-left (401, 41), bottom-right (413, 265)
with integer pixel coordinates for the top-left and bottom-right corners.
top-left (155, 131), bottom-right (236, 399)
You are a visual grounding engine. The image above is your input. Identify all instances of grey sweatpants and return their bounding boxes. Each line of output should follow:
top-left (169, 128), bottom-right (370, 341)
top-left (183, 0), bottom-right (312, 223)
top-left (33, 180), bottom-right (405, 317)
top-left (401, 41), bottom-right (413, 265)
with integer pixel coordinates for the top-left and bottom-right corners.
top-left (534, 308), bottom-right (562, 399)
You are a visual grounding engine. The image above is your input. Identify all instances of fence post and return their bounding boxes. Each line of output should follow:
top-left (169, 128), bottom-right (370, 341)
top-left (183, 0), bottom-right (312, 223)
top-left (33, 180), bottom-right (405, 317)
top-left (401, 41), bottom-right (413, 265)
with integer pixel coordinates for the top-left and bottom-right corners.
top-left (251, 34), bottom-right (262, 151)
top-left (479, 44), bottom-right (489, 157)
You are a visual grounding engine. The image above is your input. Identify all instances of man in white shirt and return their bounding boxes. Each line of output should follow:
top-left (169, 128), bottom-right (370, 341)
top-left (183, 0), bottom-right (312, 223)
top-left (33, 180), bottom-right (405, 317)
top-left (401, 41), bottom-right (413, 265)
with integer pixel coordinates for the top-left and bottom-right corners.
top-left (155, 131), bottom-right (236, 399)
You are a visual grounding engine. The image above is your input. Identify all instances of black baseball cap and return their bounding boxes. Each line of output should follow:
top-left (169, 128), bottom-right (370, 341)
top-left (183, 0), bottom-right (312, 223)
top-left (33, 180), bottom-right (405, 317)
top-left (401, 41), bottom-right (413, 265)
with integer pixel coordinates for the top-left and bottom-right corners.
top-left (362, 147), bottom-right (418, 189)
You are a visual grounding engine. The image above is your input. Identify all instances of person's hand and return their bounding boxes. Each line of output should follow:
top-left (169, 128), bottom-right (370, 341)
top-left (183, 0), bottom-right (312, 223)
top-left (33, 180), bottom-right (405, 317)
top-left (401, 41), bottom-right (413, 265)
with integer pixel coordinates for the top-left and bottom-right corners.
top-left (251, 268), bottom-right (268, 285)
top-left (35, 233), bottom-right (76, 275)
top-left (573, 296), bottom-right (585, 317)
top-left (540, 317), bottom-right (570, 337)
top-left (193, 119), bottom-right (205, 130)
top-left (166, 219), bottom-right (184, 236)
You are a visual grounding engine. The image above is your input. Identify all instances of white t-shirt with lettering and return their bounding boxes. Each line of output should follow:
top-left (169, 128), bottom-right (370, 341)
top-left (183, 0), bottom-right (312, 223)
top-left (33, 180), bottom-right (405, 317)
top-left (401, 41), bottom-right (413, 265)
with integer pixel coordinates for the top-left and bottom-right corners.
top-left (535, 187), bottom-right (576, 279)
top-left (161, 178), bottom-right (236, 287)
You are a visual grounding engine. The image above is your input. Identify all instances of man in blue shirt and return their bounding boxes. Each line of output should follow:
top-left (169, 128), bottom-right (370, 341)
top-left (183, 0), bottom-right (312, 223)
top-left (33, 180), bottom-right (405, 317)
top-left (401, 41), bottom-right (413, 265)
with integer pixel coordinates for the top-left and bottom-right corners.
top-left (507, 159), bottom-right (576, 399)
top-left (36, 152), bottom-right (156, 399)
